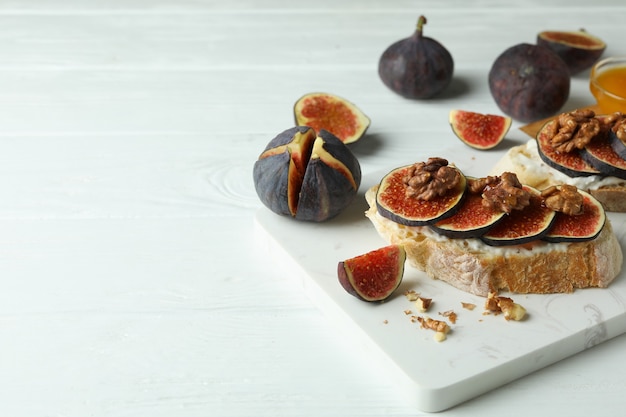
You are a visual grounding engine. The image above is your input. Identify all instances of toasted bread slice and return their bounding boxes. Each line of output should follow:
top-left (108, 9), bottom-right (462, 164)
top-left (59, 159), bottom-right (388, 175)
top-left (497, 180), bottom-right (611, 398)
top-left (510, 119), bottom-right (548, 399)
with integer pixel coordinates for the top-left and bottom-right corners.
top-left (491, 140), bottom-right (626, 212)
top-left (365, 186), bottom-right (622, 296)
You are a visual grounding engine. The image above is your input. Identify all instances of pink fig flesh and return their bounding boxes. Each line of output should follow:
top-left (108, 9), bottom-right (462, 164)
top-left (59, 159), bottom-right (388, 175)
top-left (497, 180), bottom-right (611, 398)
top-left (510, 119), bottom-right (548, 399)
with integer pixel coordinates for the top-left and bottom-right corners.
top-left (338, 245), bottom-right (406, 302)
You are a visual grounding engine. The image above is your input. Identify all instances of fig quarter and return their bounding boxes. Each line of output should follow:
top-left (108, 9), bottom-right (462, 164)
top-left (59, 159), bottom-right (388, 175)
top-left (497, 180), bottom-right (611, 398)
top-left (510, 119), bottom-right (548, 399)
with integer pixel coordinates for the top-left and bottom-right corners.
top-left (338, 245), bottom-right (406, 302)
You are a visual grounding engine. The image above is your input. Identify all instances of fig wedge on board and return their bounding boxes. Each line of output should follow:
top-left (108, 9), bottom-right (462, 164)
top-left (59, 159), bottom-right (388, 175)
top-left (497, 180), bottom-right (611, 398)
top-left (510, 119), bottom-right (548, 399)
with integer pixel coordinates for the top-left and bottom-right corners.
top-left (338, 245), bottom-right (406, 302)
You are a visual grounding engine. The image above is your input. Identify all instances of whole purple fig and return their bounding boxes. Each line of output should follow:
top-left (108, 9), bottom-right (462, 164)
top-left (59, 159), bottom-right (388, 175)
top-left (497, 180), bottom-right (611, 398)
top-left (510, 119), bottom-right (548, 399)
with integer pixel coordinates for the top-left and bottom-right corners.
top-left (378, 15), bottom-right (454, 99)
top-left (488, 43), bottom-right (570, 123)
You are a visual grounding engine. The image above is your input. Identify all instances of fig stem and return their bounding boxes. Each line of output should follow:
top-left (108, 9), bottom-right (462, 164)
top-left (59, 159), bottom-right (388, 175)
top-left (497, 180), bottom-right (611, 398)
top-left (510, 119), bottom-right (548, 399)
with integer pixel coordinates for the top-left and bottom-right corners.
top-left (416, 15), bottom-right (427, 37)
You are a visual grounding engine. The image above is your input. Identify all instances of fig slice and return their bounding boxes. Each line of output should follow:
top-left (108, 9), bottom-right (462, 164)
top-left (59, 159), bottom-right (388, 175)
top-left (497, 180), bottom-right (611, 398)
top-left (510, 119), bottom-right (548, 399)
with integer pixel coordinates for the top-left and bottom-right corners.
top-left (535, 119), bottom-right (601, 177)
top-left (449, 110), bottom-right (511, 150)
top-left (430, 181), bottom-right (506, 238)
top-left (542, 188), bottom-right (606, 243)
top-left (294, 92), bottom-right (370, 145)
top-left (481, 186), bottom-right (557, 246)
top-left (609, 128), bottom-right (626, 160)
top-left (338, 245), bottom-right (406, 302)
top-left (580, 136), bottom-right (626, 180)
top-left (537, 30), bottom-right (606, 75)
top-left (375, 164), bottom-right (467, 227)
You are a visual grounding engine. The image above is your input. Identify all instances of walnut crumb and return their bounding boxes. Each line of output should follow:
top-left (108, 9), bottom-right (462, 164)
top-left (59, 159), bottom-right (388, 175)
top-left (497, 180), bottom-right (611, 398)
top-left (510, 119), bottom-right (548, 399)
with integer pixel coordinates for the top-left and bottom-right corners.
top-left (461, 302), bottom-right (476, 311)
top-left (404, 290), bottom-right (420, 302)
top-left (403, 309), bottom-right (412, 315)
top-left (403, 157), bottom-right (461, 200)
top-left (417, 316), bottom-right (450, 333)
top-left (433, 331), bottom-right (448, 342)
top-left (440, 310), bottom-right (457, 324)
top-left (609, 113), bottom-right (626, 141)
top-left (415, 297), bottom-right (432, 312)
top-left (484, 292), bottom-right (527, 321)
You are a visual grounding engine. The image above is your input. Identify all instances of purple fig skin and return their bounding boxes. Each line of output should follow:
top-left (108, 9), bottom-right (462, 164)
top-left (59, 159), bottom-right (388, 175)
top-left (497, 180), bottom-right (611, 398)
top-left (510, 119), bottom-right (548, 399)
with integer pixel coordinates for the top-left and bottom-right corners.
top-left (253, 126), bottom-right (316, 218)
top-left (378, 16), bottom-right (454, 99)
top-left (580, 139), bottom-right (626, 180)
top-left (337, 261), bottom-right (365, 301)
top-left (295, 130), bottom-right (362, 222)
top-left (489, 43), bottom-right (570, 123)
top-left (609, 129), bottom-right (626, 160)
top-left (253, 127), bottom-right (361, 222)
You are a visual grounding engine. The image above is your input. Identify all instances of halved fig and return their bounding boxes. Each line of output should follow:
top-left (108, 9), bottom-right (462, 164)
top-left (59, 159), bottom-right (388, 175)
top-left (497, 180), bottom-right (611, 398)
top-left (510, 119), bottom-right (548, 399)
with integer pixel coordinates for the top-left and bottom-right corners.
top-left (253, 126), bottom-right (361, 222)
top-left (543, 188), bottom-right (606, 243)
top-left (294, 92), bottom-right (370, 144)
top-left (537, 30), bottom-right (606, 75)
top-left (338, 245), bottom-right (406, 302)
top-left (481, 186), bottom-right (556, 246)
top-left (580, 136), bottom-right (626, 180)
top-left (430, 179), bottom-right (506, 238)
top-left (375, 163), bottom-right (467, 227)
top-left (449, 110), bottom-right (511, 150)
top-left (535, 119), bottom-right (601, 177)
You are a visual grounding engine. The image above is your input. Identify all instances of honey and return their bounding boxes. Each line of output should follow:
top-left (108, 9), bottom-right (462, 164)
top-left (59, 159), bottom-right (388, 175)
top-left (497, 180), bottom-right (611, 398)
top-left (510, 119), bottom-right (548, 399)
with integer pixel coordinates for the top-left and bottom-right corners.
top-left (590, 60), bottom-right (626, 113)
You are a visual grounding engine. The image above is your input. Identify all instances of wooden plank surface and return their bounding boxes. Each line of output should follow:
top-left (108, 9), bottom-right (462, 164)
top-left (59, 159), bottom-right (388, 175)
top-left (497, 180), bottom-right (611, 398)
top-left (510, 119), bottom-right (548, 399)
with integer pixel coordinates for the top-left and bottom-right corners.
top-left (1, 1), bottom-right (626, 416)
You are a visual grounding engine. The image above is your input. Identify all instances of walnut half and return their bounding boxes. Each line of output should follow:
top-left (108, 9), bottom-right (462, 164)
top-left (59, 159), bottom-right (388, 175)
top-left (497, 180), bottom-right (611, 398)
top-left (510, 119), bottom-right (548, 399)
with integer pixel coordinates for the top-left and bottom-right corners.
top-left (608, 112), bottom-right (626, 142)
top-left (403, 157), bottom-right (461, 201)
top-left (469, 172), bottom-right (531, 213)
top-left (546, 109), bottom-right (601, 153)
top-left (541, 184), bottom-right (583, 216)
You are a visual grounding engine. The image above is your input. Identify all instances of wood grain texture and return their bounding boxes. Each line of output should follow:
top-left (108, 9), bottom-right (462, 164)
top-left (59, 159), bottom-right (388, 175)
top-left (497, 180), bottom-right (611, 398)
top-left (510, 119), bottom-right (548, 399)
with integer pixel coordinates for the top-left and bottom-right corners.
top-left (1, 1), bottom-right (626, 416)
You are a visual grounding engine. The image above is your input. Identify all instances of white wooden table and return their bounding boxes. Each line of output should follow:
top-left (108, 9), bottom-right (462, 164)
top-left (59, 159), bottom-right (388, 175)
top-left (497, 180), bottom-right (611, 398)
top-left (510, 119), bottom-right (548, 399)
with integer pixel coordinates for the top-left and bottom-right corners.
top-left (1, 1), bottom-right (625, 416)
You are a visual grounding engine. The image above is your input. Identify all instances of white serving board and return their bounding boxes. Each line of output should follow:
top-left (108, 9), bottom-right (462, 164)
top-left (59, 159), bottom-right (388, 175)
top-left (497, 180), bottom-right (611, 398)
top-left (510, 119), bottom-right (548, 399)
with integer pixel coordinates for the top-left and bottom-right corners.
top-left (254, 153), bottom-right (626, 412)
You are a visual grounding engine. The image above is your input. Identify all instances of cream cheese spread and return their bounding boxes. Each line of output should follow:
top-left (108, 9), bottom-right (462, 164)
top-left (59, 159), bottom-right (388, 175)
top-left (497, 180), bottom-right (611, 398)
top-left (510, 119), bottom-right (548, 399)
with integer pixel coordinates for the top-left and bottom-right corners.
top-left (512, 140), bottom-right (626, 190)
top-left (374, 211), bottom-right (570, 257)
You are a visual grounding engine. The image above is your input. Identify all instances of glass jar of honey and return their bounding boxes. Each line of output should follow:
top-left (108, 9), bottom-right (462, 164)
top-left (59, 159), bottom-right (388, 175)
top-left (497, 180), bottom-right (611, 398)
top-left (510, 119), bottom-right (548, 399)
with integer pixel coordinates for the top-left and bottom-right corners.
top-left (589, 57), bottom-right (626, 113)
